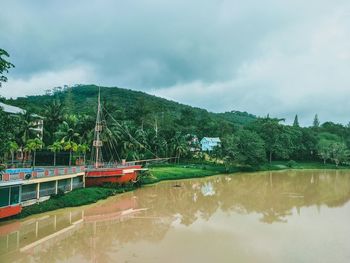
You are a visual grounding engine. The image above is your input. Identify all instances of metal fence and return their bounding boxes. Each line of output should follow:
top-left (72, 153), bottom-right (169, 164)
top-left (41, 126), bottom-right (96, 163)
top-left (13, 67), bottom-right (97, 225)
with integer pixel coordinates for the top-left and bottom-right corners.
top-left (1, 166), bottom-right (85, 182)
top-left (72, 182), bottom-right (84, 190)
top-left (21, 190), bottom-right (37, 201)
top-left (58, 179), bottom-right (71, 192)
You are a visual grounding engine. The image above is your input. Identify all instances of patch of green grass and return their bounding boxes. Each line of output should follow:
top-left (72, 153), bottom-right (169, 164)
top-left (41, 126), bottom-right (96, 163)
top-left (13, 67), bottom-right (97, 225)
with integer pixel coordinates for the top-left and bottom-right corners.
top-left (18, 187), bottom-right (132, 218)
top-left (143, 165), bottom-right (223, 184)
top-left (270, 161), bottom-right (349, 170)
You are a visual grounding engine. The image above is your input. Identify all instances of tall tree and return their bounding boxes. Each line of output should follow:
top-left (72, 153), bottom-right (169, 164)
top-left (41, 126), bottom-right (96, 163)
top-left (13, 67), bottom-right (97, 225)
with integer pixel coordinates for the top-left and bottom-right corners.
top-left (293, 115), bottom-right (300, 127)
top-left (248, 118), bottom-right (289, 163)
top-left (0, 48), bottom-right (14, 87)
top-left (317, 139), bottom-right (332, 164)
top-left (77, 143), bottom-right (89, 164)
top-left (48, 141), bottom-right (63, 166)
top-left (55, 121), bottom-right (80, 143)
top-left (63, 141), bottom-right (78, 166)
top-left (227, 129), bottom-right (266, 166)
top-left (313, 114), bottom-right (320, 128)
top-left (18, 112), bottom-right (39, 159)
top-left (64, 86), bottom-right (74, 112)
top-left (8, 141), bottom-right (19, 164)
top-left (43, 99), bottom-right (65, 144)
top-left (24, 138), bottom-right (44, 168)
top-left (0, 109), bottom-right (15, 160)
top-left (171, 132), bottom-right (189, 163)
top-left (330, 142), bottom-right (349, 167)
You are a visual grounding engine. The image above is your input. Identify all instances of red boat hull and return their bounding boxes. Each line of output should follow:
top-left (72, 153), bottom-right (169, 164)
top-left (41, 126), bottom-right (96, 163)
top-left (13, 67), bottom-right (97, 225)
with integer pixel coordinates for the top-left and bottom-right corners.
top-left (85, 165), bottom-right (142, 187)
top-left (0, 205), bottom-right (22, 219)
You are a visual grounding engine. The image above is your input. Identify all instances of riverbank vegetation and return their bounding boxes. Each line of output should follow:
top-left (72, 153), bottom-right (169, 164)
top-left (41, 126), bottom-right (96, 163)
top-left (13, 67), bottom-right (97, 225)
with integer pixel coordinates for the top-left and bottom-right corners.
top-left (143, 164), bottom-right (225, 184)
top-left (2, 85), bottom-right (350, 170)
top-left (18, 187), bottom-right (115, 218)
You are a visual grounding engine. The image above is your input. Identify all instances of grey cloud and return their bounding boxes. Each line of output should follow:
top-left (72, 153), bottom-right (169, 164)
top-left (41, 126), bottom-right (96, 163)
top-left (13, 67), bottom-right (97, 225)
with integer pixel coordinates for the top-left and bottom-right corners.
top-left (1, 0), bottom-right (350, 125)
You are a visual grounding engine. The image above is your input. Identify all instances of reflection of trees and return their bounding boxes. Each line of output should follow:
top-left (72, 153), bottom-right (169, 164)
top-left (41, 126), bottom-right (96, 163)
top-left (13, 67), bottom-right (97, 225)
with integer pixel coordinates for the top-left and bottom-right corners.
top-left (218, 170), bottom-right (350, 223)
top-left (4, 170), bottom-right (350, 262)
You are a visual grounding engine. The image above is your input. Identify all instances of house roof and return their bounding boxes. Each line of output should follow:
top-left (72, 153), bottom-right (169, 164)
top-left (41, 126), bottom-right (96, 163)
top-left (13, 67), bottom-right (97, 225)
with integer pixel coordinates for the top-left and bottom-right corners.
top-left (0, 102), bottom-right (43, 118)
top-left (201, 137), bottom-right (221, 143)
top-left (0, 102), bottom-right (26, 114)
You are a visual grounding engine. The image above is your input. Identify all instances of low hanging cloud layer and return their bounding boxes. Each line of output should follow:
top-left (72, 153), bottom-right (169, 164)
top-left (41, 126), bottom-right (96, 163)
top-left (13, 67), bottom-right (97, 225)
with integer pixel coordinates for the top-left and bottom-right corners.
top-left (1, 0), bottom-right (350, 125)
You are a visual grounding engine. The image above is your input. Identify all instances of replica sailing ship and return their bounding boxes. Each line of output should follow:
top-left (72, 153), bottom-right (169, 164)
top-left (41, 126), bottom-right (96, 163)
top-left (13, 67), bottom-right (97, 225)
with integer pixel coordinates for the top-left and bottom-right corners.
top-left (85, 89), bottom-right (144, 187)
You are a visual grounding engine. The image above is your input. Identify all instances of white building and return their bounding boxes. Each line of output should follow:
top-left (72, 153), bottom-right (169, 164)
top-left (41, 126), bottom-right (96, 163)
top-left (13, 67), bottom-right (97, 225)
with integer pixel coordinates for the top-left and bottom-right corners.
top-left (0, 102), bottom-right (44, 139)
top-left (200, 137), bottom-right (221, 151)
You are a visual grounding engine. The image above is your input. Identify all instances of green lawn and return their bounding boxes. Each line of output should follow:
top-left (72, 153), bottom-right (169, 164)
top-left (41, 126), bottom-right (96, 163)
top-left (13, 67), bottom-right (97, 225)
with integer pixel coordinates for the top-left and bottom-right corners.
top-left (142, 165), bottom-right (224, 184)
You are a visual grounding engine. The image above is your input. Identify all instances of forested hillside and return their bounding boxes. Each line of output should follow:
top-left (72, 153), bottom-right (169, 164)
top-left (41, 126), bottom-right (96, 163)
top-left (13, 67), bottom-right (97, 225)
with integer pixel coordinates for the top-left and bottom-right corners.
top-left (5, 85), bottom-right (255, 138)
top-left (1, 84), bottom-right (350, 168)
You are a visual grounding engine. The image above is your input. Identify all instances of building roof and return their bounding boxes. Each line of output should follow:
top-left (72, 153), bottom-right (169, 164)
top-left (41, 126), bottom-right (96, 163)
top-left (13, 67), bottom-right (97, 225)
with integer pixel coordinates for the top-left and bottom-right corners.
top-left (201, 137), bottom-right (221, 143)
top-left (0, 102), bottom-right (43, 118)
top-left (0, 102), bottom-right (26, 114)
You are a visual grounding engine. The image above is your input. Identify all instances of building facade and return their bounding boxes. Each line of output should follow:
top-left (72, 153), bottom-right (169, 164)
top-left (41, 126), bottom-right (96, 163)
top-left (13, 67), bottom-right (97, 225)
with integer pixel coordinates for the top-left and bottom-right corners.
top-left (0, 166), bottom-right (85, 219)
top-left (200, 137), bottom-right (221, 151)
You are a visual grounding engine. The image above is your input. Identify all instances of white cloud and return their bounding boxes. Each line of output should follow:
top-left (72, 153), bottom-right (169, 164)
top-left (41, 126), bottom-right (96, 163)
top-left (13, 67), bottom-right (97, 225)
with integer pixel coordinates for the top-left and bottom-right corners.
top-left (0, 64), bottom-right (96, 98)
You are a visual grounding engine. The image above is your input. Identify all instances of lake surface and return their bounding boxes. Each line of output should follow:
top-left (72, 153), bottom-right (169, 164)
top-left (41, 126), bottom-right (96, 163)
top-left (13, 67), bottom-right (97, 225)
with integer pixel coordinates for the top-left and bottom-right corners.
top-left (1, 170), bottom-right (350, 263)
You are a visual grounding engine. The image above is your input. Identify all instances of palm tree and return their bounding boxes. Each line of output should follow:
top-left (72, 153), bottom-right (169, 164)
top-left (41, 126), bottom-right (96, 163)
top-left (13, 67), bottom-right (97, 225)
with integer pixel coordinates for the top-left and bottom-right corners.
top-left (24, 138), bottom-right (44, 168)
top-left (18, 111), bottom-right (38, 163)
top-left (8, 141), bottom-right (19, 165)
top-left (48, 141), bottom-right (63, 166)
top-left (43, 99), bottom-right (65, 144)
top-left (55, 121), bottom-right (80, 143)
top-left (55, 121), bottom-right (80, 166)
top-left (77, 143), bottom-right (90, 165)
top-left (171, 133), bottom-right (189, 163)
top-left (63, 141), bottom-right (78, 166)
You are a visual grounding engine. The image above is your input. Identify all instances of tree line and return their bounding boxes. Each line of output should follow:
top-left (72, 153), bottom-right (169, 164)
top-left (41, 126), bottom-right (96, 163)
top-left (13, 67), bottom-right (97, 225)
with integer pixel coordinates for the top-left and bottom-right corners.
top-left (1, 92), bottom-right (350, 169)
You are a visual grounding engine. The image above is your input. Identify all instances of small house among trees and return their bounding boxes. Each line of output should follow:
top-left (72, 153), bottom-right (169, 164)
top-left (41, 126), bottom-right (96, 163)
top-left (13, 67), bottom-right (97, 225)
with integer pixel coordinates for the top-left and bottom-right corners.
top-left (200, 137), bottom-right (221, 151)
top-left (0, 102), bottom-right (44, 163)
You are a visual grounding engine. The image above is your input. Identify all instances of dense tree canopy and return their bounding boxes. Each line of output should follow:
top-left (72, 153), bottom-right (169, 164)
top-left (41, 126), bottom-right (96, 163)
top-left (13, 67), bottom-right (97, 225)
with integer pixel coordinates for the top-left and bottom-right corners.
top-left (1, 85), bottom-right (350, 168)
top-left (0, 48), bottom-right (14, 87)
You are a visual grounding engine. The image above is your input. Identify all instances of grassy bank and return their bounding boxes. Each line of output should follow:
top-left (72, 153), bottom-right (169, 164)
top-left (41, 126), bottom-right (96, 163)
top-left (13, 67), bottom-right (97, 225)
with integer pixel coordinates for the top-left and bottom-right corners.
top-left (262, 161), bottom-right (350, 170)
top-left (17, 185), bottom-right (136, 219)
top-left (143, 164), bottom-right (226, 184)
top-left (6, 161), bottom-right (350, 220)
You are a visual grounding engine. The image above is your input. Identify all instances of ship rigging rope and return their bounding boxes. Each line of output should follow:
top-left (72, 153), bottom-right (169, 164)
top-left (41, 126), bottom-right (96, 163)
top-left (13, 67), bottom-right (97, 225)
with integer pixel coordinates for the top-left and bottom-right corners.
top-left (101, 110), bottom-right (122, 162)
top-left (103, 106), bottom-right (160, 160)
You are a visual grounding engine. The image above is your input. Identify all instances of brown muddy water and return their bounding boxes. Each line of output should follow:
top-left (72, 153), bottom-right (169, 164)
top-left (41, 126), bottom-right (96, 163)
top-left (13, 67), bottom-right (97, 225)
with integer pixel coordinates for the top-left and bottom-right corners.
top-left (1, 170), bottom-right (350, 263)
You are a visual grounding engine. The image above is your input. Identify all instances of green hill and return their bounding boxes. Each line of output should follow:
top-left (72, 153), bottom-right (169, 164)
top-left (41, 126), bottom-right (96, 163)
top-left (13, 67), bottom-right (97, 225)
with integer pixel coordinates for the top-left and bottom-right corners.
top-left (4, 84), bottom-right (257, 137)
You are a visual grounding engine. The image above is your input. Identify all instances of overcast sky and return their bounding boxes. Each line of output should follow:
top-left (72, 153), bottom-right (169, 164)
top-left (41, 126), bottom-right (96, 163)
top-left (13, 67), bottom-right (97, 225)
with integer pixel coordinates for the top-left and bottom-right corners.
top-left (1, 0), bottom-right (350, 125)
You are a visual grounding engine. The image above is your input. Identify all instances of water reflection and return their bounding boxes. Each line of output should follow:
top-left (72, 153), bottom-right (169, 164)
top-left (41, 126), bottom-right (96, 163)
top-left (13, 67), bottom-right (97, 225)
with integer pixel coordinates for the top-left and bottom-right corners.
top-left (1, 170), bottom-right (350, 262)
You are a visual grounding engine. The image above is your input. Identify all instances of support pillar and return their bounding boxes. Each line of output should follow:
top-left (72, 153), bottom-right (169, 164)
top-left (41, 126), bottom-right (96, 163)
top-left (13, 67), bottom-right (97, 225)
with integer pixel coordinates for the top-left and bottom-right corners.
top-left (36, 183), bottom-right (40, 200)
top-left (70, 177), bottom-right (73, 191)
top-left (55, 180), bottom-right (58, 195)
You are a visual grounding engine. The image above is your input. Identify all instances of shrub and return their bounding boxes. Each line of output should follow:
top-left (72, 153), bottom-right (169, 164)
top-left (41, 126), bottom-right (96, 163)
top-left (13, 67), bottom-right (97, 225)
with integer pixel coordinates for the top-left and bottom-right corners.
top-left (287, 160), bottom-right (297, 168)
